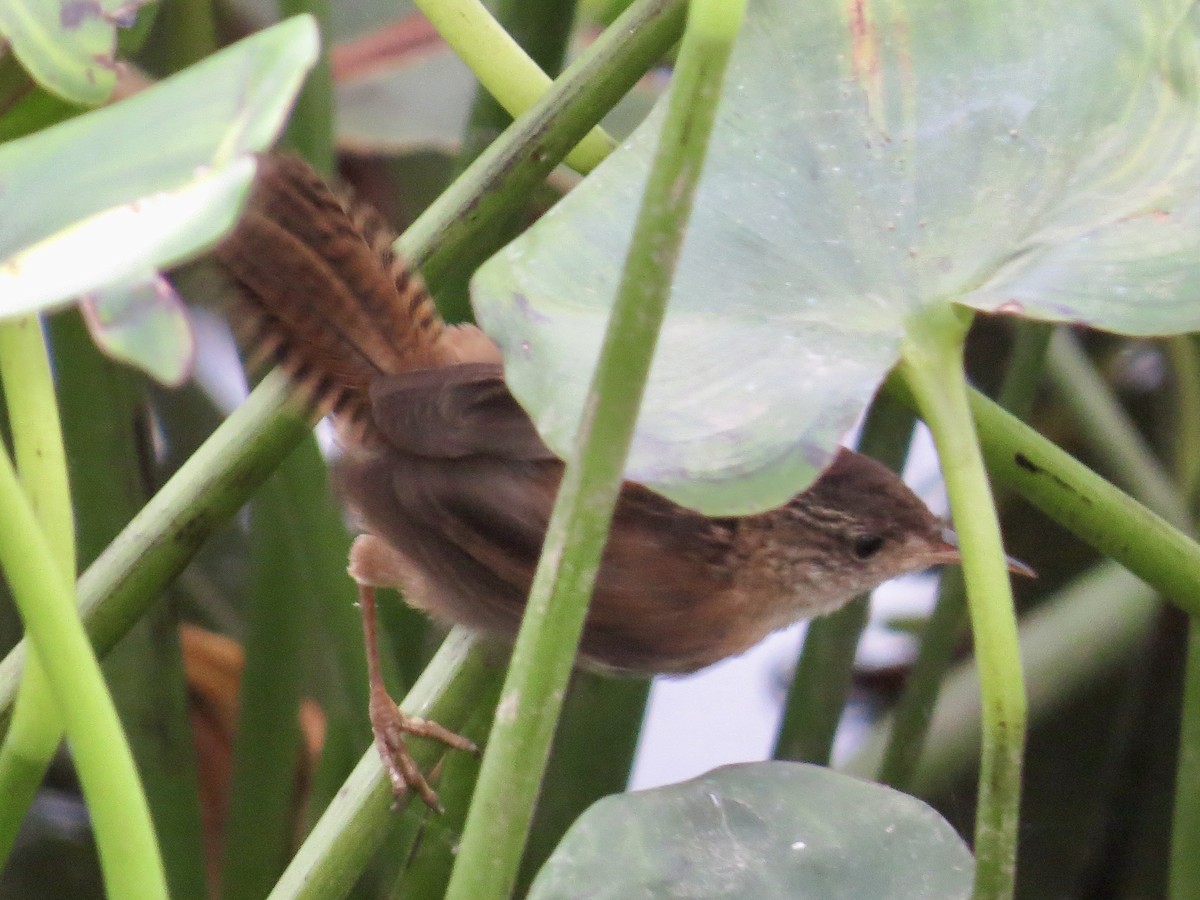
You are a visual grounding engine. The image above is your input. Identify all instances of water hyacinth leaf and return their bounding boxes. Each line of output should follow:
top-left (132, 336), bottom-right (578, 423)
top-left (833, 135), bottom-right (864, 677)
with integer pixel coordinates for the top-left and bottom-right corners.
top-left (527, 762), bottom-right (973, 900)
top-left (0, 15), bottom-right (318, 319)
top-left (0, 0), bottom-right (139, 105)
top-left (80, 274), bottom-right (195, 386)
top-left (472, 0), bottom-right (1200, 515)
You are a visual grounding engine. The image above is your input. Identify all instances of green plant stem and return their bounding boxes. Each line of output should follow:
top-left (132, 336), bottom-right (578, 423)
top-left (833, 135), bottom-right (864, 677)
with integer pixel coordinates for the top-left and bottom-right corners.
top-left (288, 434), bottom-right (383, 829)
top-left (0, 316), bottom-right (71, 868)
top-left (219, 453), bottom-right (313, 900)
top-left (957, 384), bottom-right (1200, 615)
top-left (444, 3), bottom-right (744, 896)
top-left (280, 0), bottom-right (334, 175)
top-left (136, 0), bottom-right (217, 75)
top-left (773, 393), bottom-right (914, 764)
top-left (414, 0), bottom-right (613, 172)
top-left (877, 320), bottom-right (1052, 790)
top-left (0, 320), bottom-right (167, 899)
top-left (996, 322), bottom-right (1053, 421)
top-left (518, 673), bottom-right (649, 892)
top-left (0, 371), bottom-right (311, 719)
top-left (456, 0), bottom-right (576, 166)
top-left (1173, 615), bottom-right (1200, 900)
top-left (398, 0), bottom-right (688, 287)
top-left (53, 310), bottom-right (205, 900)
top-left (438, 0), bottom-right (580, 323)
top-left (1167, 336), bottom-right (1200, 499)
top-left (267, 631), bottom-right (497, 900)
top-left (900, 305), bottom-right (1025, 900)
top-left (876, 569), bottom-right (969, 789)
top-left (1166, 334), bottom-right (1200, 900)
top-left (775, 597), bottom-right (870, 765)
top-left (1046, 328), bottom-right (1189, 528)
top-left (843, 561), bottom-right (1158, 797)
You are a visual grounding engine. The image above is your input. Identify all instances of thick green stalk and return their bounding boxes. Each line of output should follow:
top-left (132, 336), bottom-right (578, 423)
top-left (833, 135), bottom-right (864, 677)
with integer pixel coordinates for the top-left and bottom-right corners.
top-left (397, 0), bottom-right (687, 287)
top-left (444, 2), bottom-right (745, 897)
top-left (1167, 336), bottom-right (1200, 498)
top-left (438, 0), bottom-right (580, 323)
top-left (0, 317), bottom-right (71, 867)
top-left (414, 0), bottom-right (613, 171)
top-left (288, 435), bottom-right (383, 828)
top-left (961, 386), bottom-right (1200, 615)
top-left (875, 568), bottom-right (968, 789)
top-left (266, 631), bottom-right (497, 900)
top-left (1172, 616), bottom-right (1200, 900)
top-left (877, 320), bottom-right (1051, 790)
top-left (456, 0), bottom-right (577, 167)
top-left (226, 19), bottom-right (339, 886)
top-left (0, 320), bottom-right (167, 899)
top-left (1167, 334), bottom-right (1200, 900)
top-left (900, 305), bottom-right (1025, 900)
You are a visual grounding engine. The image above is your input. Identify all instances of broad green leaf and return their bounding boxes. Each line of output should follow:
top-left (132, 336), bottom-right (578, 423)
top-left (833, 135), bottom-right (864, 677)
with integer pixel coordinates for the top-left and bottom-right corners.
top-left (0, 15), bottom-right (318, 377)
top-left (0, 0), bottom-right (134, 105)
top-left (473, 0), bottom-right (1200, 515)
top-left (527, 762), bottom-right (973, 899)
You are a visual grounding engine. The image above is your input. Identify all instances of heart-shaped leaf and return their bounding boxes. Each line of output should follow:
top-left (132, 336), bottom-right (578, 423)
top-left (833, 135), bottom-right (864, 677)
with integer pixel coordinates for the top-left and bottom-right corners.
top-left (527, 762), bottom-right (973, 899)
top-left (472, 0), bottom-right (1200, 515)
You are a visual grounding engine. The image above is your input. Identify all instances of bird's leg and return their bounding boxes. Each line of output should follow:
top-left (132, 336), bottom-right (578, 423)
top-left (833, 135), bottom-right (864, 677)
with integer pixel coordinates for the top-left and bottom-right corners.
top-left (352, 536), bottom-right (476, 811)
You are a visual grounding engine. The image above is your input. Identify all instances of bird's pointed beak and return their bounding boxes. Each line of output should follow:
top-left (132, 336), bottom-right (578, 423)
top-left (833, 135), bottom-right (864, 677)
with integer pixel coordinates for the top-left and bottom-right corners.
top-left (927, 527), bottom-right (1037, 579)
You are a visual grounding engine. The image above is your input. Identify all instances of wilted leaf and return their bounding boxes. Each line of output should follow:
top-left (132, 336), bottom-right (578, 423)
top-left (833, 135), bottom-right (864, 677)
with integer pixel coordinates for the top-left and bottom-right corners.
top-left (527, 762), bottom-right (973, 900)
top-left (473, 0), bottom-right (1200, 515)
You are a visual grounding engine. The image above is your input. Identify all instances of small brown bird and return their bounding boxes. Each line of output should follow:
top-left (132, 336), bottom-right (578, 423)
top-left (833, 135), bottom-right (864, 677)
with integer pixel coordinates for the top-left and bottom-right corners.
top-left (215, 154), bottom-right (1009, 809)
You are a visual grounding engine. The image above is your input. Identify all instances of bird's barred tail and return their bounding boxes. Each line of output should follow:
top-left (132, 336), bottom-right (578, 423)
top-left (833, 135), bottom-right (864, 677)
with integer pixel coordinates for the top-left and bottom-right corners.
top-left (214, 153), bottom-right (450, 442)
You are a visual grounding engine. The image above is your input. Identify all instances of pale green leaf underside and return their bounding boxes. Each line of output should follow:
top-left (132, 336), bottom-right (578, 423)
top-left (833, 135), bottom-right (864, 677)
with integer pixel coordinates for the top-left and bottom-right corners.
top-left (0, 16), bottom-right (319, 377)
top-left (527, 762), bottom-right (973, 899)
top-left (473, 0), bottom-right (1200, 515)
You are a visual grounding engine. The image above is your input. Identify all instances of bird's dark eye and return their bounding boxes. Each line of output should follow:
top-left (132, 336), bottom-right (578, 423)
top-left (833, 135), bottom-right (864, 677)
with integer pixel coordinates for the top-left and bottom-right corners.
top-left (853, 534), bottom-right (885, 559)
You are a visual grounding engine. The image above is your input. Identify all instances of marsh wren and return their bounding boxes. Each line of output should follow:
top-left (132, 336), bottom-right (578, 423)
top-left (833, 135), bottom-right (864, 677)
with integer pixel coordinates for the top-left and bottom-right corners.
top-left (215, 154), bottom-right (1008, 809)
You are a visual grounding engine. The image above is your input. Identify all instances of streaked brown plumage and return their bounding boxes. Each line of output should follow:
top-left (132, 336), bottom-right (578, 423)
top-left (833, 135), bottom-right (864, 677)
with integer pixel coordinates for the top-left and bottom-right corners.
top-left (214, 154), bottom-right (971, 807)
